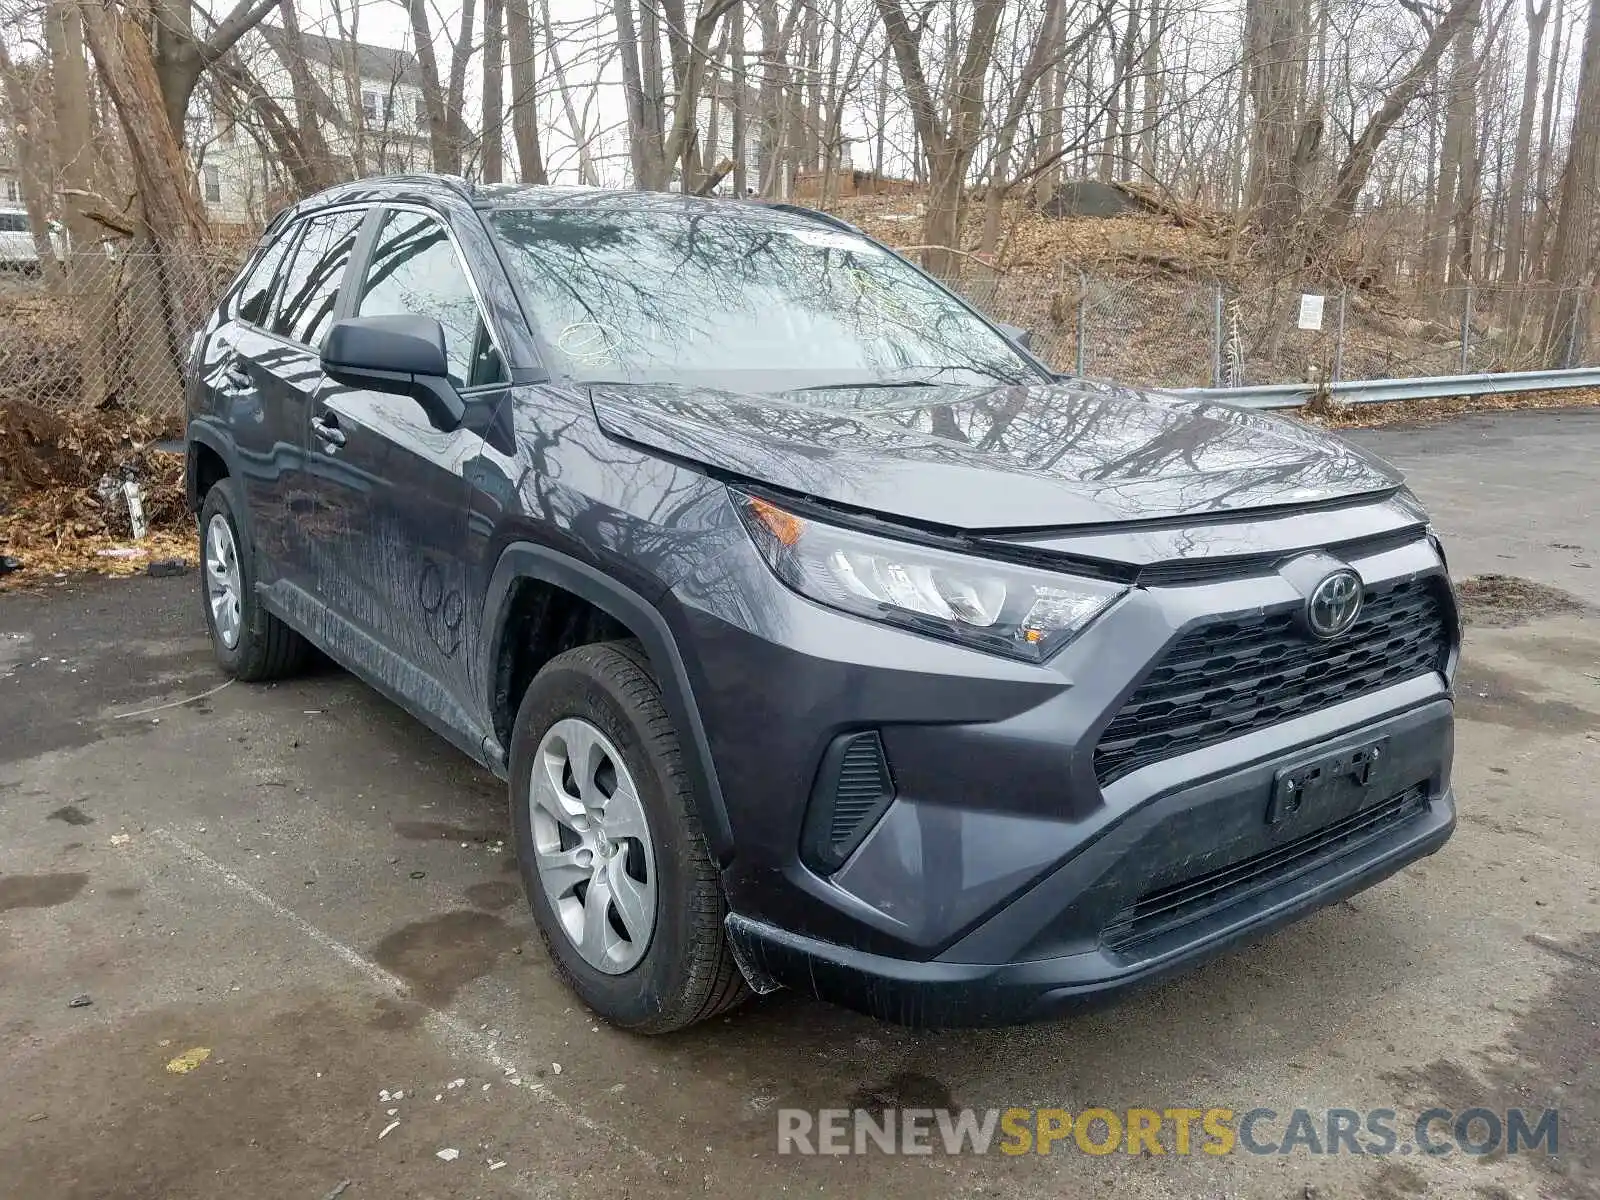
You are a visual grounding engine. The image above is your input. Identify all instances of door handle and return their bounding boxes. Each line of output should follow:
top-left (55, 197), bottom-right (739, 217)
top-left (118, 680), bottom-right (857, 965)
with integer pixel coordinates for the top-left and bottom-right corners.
top-left (310, 414), bottom-right (346, 448)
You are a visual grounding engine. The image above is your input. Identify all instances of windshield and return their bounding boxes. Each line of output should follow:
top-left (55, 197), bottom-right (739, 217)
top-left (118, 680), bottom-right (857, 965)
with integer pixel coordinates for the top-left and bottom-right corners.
top-left (489, 206), bottom-right (1042, 392)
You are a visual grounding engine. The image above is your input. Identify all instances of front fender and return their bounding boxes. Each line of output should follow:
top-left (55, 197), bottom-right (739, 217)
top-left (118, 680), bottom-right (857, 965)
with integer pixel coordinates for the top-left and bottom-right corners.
top-left (478, 541), bottom-right (735, 864)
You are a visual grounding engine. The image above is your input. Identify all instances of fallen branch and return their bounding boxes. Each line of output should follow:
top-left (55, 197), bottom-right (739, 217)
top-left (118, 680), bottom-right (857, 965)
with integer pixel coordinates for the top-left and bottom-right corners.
top-left (61, 188), bottom-right (137, 237)
top-left (694, 157), bottom-right (736, 196)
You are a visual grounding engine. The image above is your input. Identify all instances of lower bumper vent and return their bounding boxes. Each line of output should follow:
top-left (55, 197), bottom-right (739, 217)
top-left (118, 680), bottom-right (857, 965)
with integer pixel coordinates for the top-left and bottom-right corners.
top-left (803, 731), bottom-right (895, 873)
top-left (1102, 784), bottom-right (1429, 954)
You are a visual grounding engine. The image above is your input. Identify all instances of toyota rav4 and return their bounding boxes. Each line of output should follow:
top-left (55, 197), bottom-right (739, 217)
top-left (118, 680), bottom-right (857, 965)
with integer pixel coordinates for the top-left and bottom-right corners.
top-left (185, 176), bottom-right (1458, 1032)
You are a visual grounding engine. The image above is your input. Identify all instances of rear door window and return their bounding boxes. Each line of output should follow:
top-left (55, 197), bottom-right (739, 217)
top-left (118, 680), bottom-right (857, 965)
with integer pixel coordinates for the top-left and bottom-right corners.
top-left (270, 208), bottom-right (366, 347)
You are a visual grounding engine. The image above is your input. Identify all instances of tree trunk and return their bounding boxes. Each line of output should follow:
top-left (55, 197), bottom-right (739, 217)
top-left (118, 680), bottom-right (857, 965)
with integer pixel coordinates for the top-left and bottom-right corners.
top-left (1118, 0), bottom-right (1139, 180)
top-left (873, 45), bottom-right (888, 178)
top-left (0, 37), bottom-right (63, 278)
top-left (407, 0), bottom-right (456, 171)
top-left (875, 0), bottom-right (1007, 278)
top-left (482, 0), bottom-right (504, 183)
top-left (47, 1), bottom-right (114, 405)
top-left (638, 0), bottom-right (669, 185)
top-left (273, 0), bottom-right (340, 189)
top-left (658, 0), bottom-right (740, 191)
top-left (1033, 53), bottom-right (1063, 207)
top-left (1451, 14), bottom-right (1483, 282)
top-left (1529, 0), bottom-right (1567, 276)
top-left (731, 2), bottom-right (749, 193)
top-left (505, 0), bottom-right (547, 183)
top-left (1098, 16), bottom-right (1120, 182)
top-left (613, 0), bottom-right (652, 186)
top-left (1501, 0), bottom-right (1549, 281)
top-left (702, 28), bottom-right (728, 180)
top-left (980, 0), bottom-right (1081, 255)
top-left (1245, 0), bottom-right (1313, 244)
top-left (1543, 0), bottom-right (1600, 361)
top-left (755, 0), bottom-right (804, 196)
top-left (79, 0), bottom-right (215, 415)
top-left (445, 0), bottom-right (478, 172)
top-left (1139, 0), bottom-right (1162, 181)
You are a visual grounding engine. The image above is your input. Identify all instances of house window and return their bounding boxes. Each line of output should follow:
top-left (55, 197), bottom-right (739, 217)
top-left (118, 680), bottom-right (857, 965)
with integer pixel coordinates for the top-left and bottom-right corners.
top-left (414, 96), bottom-right (428, 127)
top-left (2, 178), bottom-right (19, 204)
top-left (203, 165), bottom-right (221, 204)
top-left (362, 89), bottom-right (394, 125)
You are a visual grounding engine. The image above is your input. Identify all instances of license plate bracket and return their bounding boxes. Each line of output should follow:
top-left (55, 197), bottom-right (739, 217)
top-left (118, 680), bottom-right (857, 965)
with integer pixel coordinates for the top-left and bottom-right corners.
top-left (1267, 737), bottom-right (1390, 826)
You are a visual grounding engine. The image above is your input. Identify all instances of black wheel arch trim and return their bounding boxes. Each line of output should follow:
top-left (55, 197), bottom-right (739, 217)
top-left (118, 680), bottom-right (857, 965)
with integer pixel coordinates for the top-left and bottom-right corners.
top-left (185, 423), bottom-right (255, 564)
top-left (480, 541), bottom-right (735, 864)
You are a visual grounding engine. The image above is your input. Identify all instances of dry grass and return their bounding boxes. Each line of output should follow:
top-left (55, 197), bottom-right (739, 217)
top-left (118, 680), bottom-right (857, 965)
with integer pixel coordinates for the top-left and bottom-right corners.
top-left (0, 402), bottom-right (192, 590)
top-left (1304, 388), bottom-right (1600, 429)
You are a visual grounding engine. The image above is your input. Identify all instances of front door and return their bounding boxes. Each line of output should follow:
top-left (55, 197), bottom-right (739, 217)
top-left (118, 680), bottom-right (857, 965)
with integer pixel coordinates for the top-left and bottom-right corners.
top-left (300, 206), bottom-right (509, 742)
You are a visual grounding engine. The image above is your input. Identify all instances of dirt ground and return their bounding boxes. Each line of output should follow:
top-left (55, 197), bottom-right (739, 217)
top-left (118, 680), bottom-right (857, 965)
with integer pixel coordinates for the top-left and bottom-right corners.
top-left (2, 408), bottom-right (1598, 1199)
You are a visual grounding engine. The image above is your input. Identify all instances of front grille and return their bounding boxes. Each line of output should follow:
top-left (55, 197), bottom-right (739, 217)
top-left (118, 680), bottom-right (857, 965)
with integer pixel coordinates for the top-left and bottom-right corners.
top-left (1094, 577), bottom-right (1451, 786)
top-left (1102, 784), bottom-right (1430, 953)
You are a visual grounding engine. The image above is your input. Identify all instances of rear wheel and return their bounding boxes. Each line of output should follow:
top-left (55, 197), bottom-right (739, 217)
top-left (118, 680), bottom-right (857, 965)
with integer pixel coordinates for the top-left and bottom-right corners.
top-left (510, 641), bottom-right (747, 1032)
top-left (198, 480), bottom-right (308, 681)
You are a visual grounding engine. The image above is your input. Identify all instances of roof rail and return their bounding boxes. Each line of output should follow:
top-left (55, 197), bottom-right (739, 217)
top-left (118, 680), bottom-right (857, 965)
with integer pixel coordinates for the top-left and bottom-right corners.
top-left (378, 172), bottom-right (476, 203)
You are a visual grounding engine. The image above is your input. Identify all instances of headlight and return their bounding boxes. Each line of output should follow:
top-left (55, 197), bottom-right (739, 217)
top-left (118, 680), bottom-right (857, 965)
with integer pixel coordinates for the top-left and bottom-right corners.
top-left (735, 493), bottom-right (1126, 662)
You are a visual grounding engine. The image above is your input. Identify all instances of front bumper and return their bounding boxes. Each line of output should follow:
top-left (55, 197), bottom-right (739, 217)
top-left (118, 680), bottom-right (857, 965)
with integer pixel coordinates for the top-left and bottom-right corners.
top-left (668, 515), bottom-right (1458, 1025)
top-left (726, 779), bottom-right (1454, 1028)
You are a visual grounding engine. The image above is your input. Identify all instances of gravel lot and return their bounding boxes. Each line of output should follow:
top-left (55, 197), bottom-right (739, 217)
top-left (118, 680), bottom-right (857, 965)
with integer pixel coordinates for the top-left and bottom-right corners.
top-left (2, 407), bottom-right (1597, 1199)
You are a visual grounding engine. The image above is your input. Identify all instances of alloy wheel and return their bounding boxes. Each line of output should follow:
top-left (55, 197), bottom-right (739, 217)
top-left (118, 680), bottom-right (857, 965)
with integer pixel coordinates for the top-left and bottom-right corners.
top-left (529, 717), bottom-right (658, 974)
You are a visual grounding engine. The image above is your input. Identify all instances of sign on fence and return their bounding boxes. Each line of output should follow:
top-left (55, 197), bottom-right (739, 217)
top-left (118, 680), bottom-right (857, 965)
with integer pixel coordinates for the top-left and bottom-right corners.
top-left (1296, 294), bottom-right (1325, 331)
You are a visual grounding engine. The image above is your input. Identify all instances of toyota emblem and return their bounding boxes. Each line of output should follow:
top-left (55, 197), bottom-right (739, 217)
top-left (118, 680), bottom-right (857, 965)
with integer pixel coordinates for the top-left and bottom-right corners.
top-left (1306, 569), bottom-right (1363, 639)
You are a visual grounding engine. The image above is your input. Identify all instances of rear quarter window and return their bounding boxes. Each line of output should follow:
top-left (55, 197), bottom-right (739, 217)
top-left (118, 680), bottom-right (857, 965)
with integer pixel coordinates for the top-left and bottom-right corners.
top-left (233, 229), bottom-right (297, 327)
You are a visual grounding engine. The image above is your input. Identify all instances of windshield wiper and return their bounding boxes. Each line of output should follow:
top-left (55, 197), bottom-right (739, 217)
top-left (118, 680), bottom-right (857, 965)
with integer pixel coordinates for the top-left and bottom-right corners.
top-left (791, 365), bottom-right (1008, 392)
top-left (791, 378), bottom-right (939, 392)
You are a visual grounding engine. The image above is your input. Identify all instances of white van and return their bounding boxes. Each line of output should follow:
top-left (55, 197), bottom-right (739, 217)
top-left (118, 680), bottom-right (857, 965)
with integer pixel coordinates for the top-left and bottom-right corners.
top-left (0, 209), bottom-right (67, 273)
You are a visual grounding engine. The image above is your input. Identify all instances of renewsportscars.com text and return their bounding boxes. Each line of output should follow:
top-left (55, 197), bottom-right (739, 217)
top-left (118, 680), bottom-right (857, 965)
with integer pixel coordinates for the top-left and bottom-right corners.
top-left (776, 1106), bottom-right (1559, 1158)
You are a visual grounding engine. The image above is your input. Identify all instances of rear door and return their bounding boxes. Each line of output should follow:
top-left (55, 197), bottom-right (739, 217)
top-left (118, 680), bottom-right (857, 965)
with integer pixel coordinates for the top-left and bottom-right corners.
top-left (238, 206), bottom-right (368, 582)
top-left (211, 220), bottom-right (303, 578)
top-left (300, 205), bottom-right (508, 730)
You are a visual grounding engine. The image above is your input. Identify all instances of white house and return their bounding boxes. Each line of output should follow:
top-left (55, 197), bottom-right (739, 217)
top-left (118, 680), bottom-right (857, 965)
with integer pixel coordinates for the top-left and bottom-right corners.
top-left (195, 25), bottom-right (431, 225)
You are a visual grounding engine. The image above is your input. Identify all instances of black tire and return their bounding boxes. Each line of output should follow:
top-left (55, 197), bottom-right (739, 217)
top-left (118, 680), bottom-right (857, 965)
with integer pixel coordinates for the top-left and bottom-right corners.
top-left (197, 479), bottom-right (308, 682)
top-left (510, 640), bottom-right (747, 1033)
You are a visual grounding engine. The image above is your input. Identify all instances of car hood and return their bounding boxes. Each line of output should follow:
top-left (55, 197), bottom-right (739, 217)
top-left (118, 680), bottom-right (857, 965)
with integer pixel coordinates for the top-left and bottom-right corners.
top-left (588, 378), bottom-right (1403, 531)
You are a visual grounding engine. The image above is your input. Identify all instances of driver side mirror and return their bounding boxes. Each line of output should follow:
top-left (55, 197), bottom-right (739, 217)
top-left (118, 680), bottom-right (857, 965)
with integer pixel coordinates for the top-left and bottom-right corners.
top-left (321, 314), bottom-right (463, 427)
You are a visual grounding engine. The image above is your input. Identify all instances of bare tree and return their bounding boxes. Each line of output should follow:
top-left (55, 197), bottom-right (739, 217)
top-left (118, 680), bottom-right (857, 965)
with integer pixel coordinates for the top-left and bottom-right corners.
top-left (482, 0), bottom-right (504, 182)
top-left (1501, 0), bottom-right (1550, 281)
top-left (407, 0), bottom-right (477, 173)
top-left (1543, 0), bottom-right (1600, 359)
top-left (876, 0), bottom-right (1008, 277)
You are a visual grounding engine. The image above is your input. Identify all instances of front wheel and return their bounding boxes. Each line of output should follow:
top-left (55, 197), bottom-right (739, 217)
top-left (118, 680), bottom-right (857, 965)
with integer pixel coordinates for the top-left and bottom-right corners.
top-left (509, 641), bottom-right (747, 1032)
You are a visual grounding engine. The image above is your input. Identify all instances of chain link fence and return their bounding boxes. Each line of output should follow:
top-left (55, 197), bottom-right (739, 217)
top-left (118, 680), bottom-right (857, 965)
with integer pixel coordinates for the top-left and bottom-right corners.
top-left (2, 250), bottom-right (1596, 424)
top-left (0, 249), bottom-right (238, 424)
top-left (945, 265), bottom-right (1599, 390)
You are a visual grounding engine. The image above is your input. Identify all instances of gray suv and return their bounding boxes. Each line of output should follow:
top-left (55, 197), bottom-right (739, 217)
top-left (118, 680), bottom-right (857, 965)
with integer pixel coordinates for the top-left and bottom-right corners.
top-left (185, 176), bottom-right (1458, 1032)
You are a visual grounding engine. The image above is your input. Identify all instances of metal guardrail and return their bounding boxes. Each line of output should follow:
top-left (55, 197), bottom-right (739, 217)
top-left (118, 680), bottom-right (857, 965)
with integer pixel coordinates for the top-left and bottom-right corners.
top-left (1168, 367), bottom-right (1600, 410)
